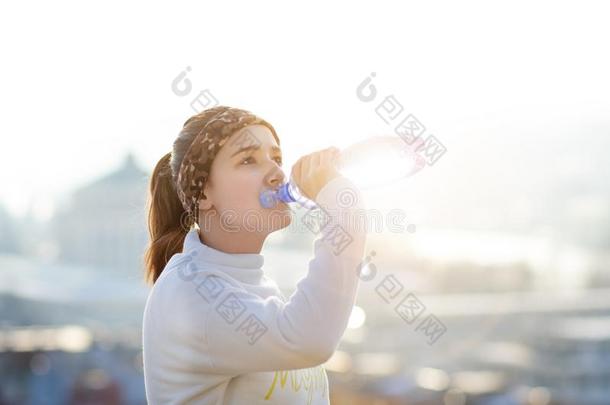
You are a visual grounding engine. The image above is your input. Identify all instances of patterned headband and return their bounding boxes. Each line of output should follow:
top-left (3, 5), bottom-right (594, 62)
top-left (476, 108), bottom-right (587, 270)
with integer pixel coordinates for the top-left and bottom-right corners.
top-left (175, 106), bottom-right (280, 227)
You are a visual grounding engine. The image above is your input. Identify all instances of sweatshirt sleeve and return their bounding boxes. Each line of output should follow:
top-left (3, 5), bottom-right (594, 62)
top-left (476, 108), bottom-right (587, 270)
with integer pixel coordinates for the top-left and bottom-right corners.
top-left (194, 176), bottom-right (367, 374)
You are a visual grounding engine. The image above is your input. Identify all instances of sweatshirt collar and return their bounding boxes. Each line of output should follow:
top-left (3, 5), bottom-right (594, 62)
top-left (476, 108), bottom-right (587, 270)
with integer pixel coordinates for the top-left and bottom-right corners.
top-left (182, 228), bottom-right (265, 285)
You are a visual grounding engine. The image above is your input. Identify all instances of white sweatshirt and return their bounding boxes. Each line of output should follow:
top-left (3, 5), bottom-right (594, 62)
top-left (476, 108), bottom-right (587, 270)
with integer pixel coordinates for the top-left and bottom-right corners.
top-left (142, 176), bottom-right (366, 405)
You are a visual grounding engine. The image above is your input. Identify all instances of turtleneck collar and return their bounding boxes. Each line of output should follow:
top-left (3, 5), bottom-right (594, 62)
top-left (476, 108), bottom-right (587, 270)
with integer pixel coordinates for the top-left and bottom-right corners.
top-left (182, 228), bottom-right (265, 285)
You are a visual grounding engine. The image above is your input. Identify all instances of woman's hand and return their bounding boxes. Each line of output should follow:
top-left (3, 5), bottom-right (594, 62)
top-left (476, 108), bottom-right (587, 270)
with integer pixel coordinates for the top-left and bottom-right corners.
top-left (290, 147), bottom-right (342, 202)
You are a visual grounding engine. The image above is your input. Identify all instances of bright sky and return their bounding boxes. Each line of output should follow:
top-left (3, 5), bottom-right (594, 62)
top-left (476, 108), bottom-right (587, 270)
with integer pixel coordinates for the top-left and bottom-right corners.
top-left (1, 0), bottom-right (609, 220)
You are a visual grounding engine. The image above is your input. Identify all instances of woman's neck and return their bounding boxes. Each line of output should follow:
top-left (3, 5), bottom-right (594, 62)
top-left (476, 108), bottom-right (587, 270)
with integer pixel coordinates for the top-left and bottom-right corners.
top-left (198, 228), bottom-right (265, 254)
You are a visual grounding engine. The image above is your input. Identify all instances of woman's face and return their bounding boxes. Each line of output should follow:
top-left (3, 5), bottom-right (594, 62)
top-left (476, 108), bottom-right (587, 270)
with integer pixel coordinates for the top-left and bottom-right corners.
top-left (199, 124), bottom-right (292, 234)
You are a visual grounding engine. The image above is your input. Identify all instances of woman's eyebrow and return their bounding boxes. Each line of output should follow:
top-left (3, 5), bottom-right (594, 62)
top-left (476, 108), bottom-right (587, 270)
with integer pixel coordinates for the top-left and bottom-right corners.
top-left (230, 145), bottom-right (282, 157)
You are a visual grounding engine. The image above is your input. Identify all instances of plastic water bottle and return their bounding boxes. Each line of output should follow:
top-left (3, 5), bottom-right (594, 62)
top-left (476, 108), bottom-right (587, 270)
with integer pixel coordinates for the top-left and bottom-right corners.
top-left (259, 135), bottom-right (426, 209)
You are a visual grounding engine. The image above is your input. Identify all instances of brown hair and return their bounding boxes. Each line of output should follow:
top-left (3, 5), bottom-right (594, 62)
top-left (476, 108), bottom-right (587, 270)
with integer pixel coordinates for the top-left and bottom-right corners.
top-left (143, 109), bottom-right (224, 285)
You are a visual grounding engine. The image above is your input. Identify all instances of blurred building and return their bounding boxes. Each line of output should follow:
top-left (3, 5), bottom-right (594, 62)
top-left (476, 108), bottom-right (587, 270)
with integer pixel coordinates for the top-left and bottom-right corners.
top-left (52, 153), bottom-right (148, 274)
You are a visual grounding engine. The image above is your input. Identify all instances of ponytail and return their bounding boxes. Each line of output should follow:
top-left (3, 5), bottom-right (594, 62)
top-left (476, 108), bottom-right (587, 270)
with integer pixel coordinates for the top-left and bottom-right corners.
top-left (143, 152), bottom-right (189, 285)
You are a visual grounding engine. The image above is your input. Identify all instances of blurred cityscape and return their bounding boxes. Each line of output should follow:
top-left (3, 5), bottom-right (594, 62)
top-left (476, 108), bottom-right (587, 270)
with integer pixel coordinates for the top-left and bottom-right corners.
top-left (1, 143), bottom-right (610, 405)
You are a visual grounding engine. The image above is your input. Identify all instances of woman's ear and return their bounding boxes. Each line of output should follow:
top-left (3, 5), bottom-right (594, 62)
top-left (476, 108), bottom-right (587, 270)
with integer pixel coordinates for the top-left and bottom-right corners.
top-left (198, 197), bottom-right (213, 211)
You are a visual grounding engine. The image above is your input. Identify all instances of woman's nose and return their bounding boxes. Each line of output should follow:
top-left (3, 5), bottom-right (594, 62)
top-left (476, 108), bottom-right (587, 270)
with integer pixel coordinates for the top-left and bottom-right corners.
top-left (266, 165), bottom-right (286, 189)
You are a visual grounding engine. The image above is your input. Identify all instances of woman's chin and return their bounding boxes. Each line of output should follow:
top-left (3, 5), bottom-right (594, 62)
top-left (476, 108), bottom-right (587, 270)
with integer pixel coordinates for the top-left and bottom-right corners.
top-left (266, 211), bottom-right (292, 233)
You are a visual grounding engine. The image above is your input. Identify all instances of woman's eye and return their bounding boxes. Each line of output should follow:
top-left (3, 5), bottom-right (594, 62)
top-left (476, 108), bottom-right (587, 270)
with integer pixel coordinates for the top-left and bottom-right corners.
top-left (240, 156), bottom-right (282, 165)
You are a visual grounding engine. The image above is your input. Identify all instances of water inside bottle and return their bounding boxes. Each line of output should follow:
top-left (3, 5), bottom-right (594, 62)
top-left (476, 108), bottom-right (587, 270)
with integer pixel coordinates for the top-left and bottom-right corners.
top-left (338, 135), bottom-right (426, 189)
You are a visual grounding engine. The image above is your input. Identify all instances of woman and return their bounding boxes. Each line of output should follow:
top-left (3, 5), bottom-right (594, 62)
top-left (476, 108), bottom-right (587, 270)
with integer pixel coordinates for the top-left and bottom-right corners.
top-left (142, 106), bottom-right (366, 404)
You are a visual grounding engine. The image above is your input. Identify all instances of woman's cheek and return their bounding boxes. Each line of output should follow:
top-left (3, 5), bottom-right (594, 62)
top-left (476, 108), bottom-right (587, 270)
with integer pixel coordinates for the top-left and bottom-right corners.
top-left (232, 181), bottom-right (259, 209)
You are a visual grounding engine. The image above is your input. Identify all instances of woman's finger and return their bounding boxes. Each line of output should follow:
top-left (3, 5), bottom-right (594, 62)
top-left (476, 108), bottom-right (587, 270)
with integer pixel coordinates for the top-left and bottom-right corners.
top-left (308, 152), bottom-right (320, 178)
